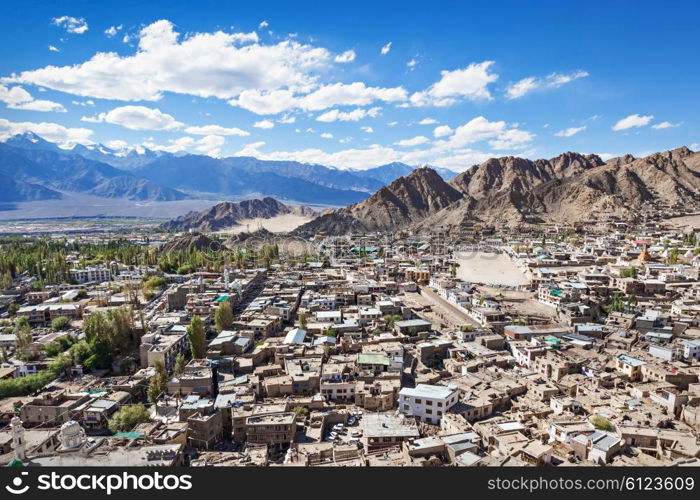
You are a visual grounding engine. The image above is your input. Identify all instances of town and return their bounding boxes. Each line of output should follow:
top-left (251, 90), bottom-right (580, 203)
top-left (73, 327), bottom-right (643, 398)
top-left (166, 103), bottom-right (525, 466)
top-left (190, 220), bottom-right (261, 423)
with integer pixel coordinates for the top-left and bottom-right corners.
top-left (1, 216), bottom-right (699, 468)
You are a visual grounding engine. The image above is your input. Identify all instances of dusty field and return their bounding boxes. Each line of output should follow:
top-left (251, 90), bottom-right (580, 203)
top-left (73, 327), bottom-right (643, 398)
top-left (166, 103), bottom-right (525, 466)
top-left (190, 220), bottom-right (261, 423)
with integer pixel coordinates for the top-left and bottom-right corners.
top-left (481, 288), bottom-right (557, 319)
top-left (217, 214), bottom-right (313, 235)
top-left (664, 213), bottom-right (700, 231)
top-left (455, 252), bottom-right (530, 286)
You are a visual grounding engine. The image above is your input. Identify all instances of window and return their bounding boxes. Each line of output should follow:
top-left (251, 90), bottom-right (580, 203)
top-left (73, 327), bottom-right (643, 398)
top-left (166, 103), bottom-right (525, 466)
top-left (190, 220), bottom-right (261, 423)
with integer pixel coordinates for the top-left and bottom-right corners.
top-left (426, 409), bottom-right (432, 414)
top-left (426, 400), bottom-right (433, 406)
top-left (415, 399), bottom-right (422, 404)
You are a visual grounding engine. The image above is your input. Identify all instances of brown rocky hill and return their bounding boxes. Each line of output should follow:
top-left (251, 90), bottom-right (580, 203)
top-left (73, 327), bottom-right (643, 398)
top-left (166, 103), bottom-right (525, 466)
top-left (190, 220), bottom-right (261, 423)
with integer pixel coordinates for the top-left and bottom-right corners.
top-left (293, 167), bottom-right (462, 235)
top-left (162, 197), bottom-right (315, 232)
top-left (417, 146), bottom-right (700, 230)
top-left (294, 147), bottom-right (699, 236)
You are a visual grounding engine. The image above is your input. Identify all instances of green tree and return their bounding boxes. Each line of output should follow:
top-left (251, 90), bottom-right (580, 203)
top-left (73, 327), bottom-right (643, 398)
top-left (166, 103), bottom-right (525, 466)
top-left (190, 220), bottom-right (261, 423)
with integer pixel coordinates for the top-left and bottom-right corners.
top-left (84, 311), bottom-right (113, 344)
top-left (7, 303), bottom-right (19, 317)
top-left (173, 353), bottom-right (186, 376)
top-left (298, 312), bottom-right (307, 330)
top-left (109, 404), bottom-right (151, 433)
top-left (187, 315), bottom-right (207, 358)
top-left (293, 406), bottom-right (309, 419)
top-left (383, 314), bottom-right (402, 329)
top-left (147, 359), bottom-right (167, 403)
top-left (591, 415), bottom-right (614, 431)
top-left (14, 316), bottom-right (33, 350)
top-left (214, 301), bottom-right (233, 333)
top-left (51, 316), bottom-right (70, 331)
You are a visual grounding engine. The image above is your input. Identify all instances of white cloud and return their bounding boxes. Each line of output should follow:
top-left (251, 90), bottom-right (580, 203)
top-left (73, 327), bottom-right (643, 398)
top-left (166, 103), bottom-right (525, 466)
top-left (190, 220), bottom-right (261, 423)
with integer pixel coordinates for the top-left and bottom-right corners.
top-left (612, 114), bottom-right (654, 131)
top-left (235, 140), bottom-right (266, 156)
top-left (230, 82), bottom-right (406, 115)
top-left (0, 118), bottom-right (93, 146)
top-left (554, 125), bottom-right (586, 137)
top-left (435, 116), bottom-right (534, 151)
top-left (395, 135), bottom-right (430, 147)
top-left (142, 134), bottom-right (226, 157)
top-left (52, 16), bottom-right (89, 34)
top-left (651, 121), bottom-right (681, 130)
top-left (691, 143), bottom-right (700, 150)
top-left (360, 126), bottom-right (373, 133)
top-left (488, 128), bottom-right (534, 150)
top-left (387, 121), bottom-right (398, 126)
top-left (277, 114), bottom-right (296, 124)
top-left (408, 61), bottom-right (498, 106)
top-left (82, 105), bottom-right (182, 130)
top-left (380, 42), bottom-right (392, 55)
top-left (407, 58), bottom-right (418, 70)
top-left (193, 134), bottom-right (225, 156)
top-left (259, 21), bottom-right (269, 29)
top-left (418, 118), bottom-right (437, 125)
top-left (48, 45), bottom-right (60, 52)
top-left (11, 20), bottom-right (330, 102)
top-left (105, 25), bottom-right (122, 37)
top-left (334, 50), bottom-right (356, 63)
top-left (71, 99), bottom-right (95, 107)
top-left (0, 84), bottom-right (65, 112)
top-left (184, 124), bottom-right (249, 136)
top-left (433, 125), bottom-right (452, 138)
top-left (316, 106), bottom-right (381, 122)
top-left (105, 139), bottom-right (129, 151)
top-left (506, 70), bottom-right (588, 99)
top-left (253, 119), bottom-right (274, 129)
top-left (320, 132), bottom-right (333, 139)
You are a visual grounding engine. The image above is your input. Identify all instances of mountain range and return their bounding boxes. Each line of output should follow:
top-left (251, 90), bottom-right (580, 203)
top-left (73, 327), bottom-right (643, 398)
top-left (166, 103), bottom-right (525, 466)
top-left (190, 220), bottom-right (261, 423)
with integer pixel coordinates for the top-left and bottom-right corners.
top-left (161, 197), bottom-right (315, 232)
top-left (292, 147), bottom-right (700, 235)
top-left (0, 133), bottom-right (455, 207)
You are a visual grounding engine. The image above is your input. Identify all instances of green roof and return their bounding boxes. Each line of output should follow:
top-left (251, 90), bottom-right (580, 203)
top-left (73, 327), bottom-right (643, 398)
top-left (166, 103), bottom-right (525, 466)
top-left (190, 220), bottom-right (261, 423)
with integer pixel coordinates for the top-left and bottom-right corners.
top-left (114, 431), bottom-right (143, 439)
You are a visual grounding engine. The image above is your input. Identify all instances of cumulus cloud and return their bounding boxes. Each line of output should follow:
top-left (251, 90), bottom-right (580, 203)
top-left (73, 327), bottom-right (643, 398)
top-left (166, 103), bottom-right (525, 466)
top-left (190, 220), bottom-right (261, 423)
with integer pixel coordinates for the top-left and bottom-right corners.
top-left (253, 119), bottom-right (275, 129)
top-left (82, 105), bottom-right (183, 130)
top-left (360, 126), bottom-right (373, 133)
top-left (48, 45), bottom-right (60, 52)
top-left (612, 114), bottom-right (653, 131)
top-left (380, 42), bottom-right (392, 55)
top-left (0, 118), bottom-right (93, 146)
top-left (408, 61), bottom-right (498, 106)
top-left (316, 106), bottom-right (381, 122)
top-left (105, 25), bottom-right (122, 37)
top-left (506, 70), bottom-right (588, 99)
top-left (0, 84), bottom-right (65, 112)
top-left (488, 129), bottom-right (534, 150)
top-left (10, 20), bottom-right (329, 102)
top-left (651, 121), bottom-right (681, 130)
top-left (320, 132), bottom-right (333, 139)
top-left (418, 118), bottom-right (437, 125)
top-left (407, 58), bottom-right (418, 70)
top-left (334, 50), bottom-right (356, 63)
top-left (52, 16), bottom-right (89, 34)
top-left (230, 82), bottom-right (406, 115)
top-left (435, 116), bottom-right (534, 151)
top-left (433, 125), bottom-right (452, 138)
top-left (395, 135), bottom-right (430, 147)
top-left (184, 124), bottom-right (249, 136)
top-left (554, 125), bottom-right (586, 137)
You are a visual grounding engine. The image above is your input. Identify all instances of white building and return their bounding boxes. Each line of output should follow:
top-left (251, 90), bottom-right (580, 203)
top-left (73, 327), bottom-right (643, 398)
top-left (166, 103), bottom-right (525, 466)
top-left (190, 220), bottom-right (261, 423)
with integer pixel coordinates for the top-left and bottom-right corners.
top-left (398, 384), bottom-right (459, 425)
top-left (69, 266), bottom-right (112, 284)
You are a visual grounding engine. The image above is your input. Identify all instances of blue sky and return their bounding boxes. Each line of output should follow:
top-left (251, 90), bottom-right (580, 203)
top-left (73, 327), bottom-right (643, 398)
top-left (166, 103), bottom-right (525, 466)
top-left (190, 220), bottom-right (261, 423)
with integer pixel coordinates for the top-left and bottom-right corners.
top-left (0, 0), bottom-right (698, 171)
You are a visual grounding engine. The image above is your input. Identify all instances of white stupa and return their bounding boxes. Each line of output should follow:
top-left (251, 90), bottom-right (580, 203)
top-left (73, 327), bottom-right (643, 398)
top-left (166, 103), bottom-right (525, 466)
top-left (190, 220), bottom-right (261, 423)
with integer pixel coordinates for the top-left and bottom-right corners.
top-left (59, 420), bottom-right (87, 449)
